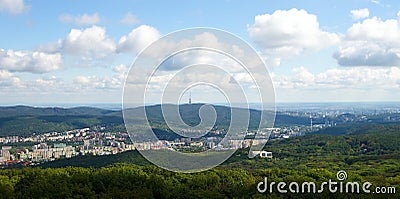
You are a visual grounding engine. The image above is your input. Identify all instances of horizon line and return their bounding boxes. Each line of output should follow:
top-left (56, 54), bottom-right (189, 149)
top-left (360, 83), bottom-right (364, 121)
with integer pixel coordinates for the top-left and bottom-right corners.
top-left (0, 101), bottom-right (399, 109)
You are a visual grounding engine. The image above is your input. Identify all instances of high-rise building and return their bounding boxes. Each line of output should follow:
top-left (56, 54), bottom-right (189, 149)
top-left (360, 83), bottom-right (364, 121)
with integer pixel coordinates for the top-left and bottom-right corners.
top-left (1, 146), bottom-right (12, 161)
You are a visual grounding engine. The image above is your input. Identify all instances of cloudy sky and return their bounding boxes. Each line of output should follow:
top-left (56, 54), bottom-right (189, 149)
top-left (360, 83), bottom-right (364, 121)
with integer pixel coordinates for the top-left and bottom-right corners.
top-left (0, 0), bottom-right (400, 105)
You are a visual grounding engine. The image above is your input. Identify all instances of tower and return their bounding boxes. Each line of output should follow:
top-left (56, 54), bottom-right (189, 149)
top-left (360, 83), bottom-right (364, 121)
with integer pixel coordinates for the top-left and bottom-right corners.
top-left (188, 92), bottom-right (192, 104)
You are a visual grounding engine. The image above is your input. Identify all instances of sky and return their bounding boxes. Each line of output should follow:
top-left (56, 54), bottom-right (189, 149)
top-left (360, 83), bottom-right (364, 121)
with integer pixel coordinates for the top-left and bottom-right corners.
top-left (0, 0), bottom-right (400, 105)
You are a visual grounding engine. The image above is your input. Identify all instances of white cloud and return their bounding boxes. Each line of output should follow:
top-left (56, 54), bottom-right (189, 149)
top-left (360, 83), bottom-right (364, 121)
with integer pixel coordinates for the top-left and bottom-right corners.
top-left (59, 13), bottom-right (100, 26)
top-left (73, 75), bottom-right (104, 89)
top-left (0, 69), bottom-right (13, 80)
top-left (272, 66), bottom-right (400, 89)
top-left (0, 70), bottom-right (123, 103)
top-left (0, 70), bottom-right (22, 87)
top-left (120, 12), bottom-right (140, 25)
top-left (113, 63), bottom-right (127, 74)
top-left (72, 75), bottom-right (114, 90)
top-left (122, 29), bottom-right (275, 105)
top-left (350, 8), bottom-right (369, 20)
top-left (371, 0), bottom-right (380, 5)
top-left (73, 64), bottom-right (128, 90)
top-left (31, 76), bottom-right (68, 92)
top-left (0, 49), bottom-right (62, 74)
top-left (347, 17), bottom-right (400, 44)
top-left (161, 48), bottom-right (242, 72)
top-left (63, 26), bottom-right (116, 62)
top-left (0, 0), bottom-right (29, 14)
top-left (248, 8), bottom-right (340, 67)
top-left (1, 26), bottom-right (117, 73)
top-left (334, 16), bottom-right (400, 67)
top-left (35, 40), bottom-right (63, 54)
top-left (248, 8), bottom-right (339, 50)
top-left (112, 64), bottom-right (128, 85)
top-left (333, 41), bottom-right (400, 66)
top-left (117, 25), bottom-right (160, 54)
top-left (0, 63), bottom-right (128, 97)
top-left (125, 30), bottom-right (259, 74)
top-left (292, 67), bottom-right (315, 87)
top-left (316, 67), bottom-right (400, 88)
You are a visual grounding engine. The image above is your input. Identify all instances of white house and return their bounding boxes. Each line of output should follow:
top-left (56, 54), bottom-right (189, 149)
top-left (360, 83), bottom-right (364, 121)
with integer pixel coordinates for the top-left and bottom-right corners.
top-left (251, 150), bottom-right (273, 158)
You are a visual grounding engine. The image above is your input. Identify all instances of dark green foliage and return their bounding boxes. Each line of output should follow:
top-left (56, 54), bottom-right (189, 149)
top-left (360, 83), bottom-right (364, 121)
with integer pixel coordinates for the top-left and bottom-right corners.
top-left (0, 106), bottom-right (116, 118)
top-left (39, 150), bottom-right (151, 168)
top-left (0, 164), bottom-right (398, 198)
top-left (314, 123), bottom-right (400, 136)
top-left (0, 106), bottom-right (123, 136)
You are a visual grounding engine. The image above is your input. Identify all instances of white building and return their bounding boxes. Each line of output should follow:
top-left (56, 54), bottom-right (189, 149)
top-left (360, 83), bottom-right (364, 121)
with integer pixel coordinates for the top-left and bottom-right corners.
top-left (251, 150), bottom-right (273, 158)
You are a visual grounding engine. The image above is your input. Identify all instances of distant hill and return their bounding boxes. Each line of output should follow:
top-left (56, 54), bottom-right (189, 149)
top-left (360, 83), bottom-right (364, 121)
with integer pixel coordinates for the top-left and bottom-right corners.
top-left (138, 103), bottom-right (309, 128)
top-left (313, 123), bottom-right (400, 136)
top-left (0, 105), bottom-right (118, 118)
top-left (0, 106), bottom-right (122, 136)
top-left (0, 104), bottom-right (310, 136)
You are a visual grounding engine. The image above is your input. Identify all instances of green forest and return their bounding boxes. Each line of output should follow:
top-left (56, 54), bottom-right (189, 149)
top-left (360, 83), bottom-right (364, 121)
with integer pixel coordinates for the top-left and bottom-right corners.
top-left (2, 164), bottom-right (398, 199)
top-left (1, 124), bottom-right (399, 198)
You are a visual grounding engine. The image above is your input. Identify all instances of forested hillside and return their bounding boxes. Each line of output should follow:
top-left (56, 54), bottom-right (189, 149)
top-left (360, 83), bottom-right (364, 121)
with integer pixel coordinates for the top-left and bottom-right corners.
top-left (0, 105), bottom-right (309, 136)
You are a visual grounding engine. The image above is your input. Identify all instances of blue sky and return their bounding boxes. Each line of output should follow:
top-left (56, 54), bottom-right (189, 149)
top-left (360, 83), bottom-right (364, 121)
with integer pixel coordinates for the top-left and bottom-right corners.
top-left (0, 0), bottom-right (400, 105)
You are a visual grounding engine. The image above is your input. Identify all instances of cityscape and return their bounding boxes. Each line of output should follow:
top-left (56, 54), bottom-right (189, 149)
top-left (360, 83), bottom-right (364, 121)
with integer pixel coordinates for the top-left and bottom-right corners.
top-left (0, 0), bottom-right (399, 197)
top-left (2, 103), bottom-right (398, 168)
top-left (0, 119), bottom-right (308, 168)
top-left (0, 126), bottom-right (291, 167)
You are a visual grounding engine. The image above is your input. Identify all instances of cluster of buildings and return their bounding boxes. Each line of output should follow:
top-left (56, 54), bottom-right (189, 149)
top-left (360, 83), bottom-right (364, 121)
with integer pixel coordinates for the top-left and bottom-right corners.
top-left (0, 127), bottom-right (130, 144)
top-left (134, 127), bottom-right (300, 152)
top-left (0, 126), bottom-right (301, 167)
top-left (267, 127), bottom-right (304, 139)
top-left (0, 128), bottom-right (134, 167)
top-left (133, 138), bottom-right (255, 151)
